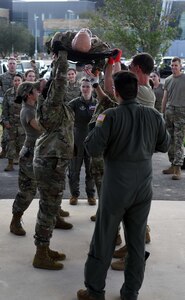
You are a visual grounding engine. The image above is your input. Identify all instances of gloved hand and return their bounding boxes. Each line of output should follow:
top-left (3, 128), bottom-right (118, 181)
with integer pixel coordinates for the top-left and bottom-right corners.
top-left (114, 48), bottom-right (122, 63)
top-left (108, 57), bottom-right (114, 65)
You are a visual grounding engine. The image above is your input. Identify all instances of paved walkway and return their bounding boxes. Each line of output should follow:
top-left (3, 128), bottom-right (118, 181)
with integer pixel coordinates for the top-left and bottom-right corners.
top-left (1, 152), bottom-right (185, 200)
top-left (0, 199), bottom-right (185, 300)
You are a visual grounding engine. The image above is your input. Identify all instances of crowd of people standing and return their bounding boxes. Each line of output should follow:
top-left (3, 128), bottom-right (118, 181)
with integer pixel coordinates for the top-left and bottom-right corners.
top-left (0, 29), bottom-right (184, 300)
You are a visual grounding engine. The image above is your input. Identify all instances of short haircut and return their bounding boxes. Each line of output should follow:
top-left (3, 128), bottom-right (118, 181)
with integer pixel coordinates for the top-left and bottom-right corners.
top-left (132, 53), bottom-right (154, 75)
top-left (8, 57), bottom-right (16, 61)
top-left (113, 71), bottom-right (138, 100)
top-left (172, 57), bottom-right (181, 64)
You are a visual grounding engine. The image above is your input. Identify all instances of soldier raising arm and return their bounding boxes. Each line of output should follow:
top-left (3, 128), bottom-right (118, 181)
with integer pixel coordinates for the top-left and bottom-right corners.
top-left (32, 49), bottom-right (74, 270)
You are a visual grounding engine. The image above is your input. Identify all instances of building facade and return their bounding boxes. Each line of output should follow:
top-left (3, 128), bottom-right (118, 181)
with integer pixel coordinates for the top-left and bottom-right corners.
top-left (163, 0), bottom-right (185, 56)
top-left (12, 0), bottom-right (96, 52)
top-left (0, 0), bottom-right (12, 20)
top-left (11, 0), bottom-right (185, 57)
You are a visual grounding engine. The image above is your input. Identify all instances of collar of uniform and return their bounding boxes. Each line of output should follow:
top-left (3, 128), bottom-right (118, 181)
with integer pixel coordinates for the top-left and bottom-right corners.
top-left (80, 96), bottom-right (94, 103)
top-left (120, 98), bottom-right (138, 105)
top-left (67, 81), bottom-right (79, 88)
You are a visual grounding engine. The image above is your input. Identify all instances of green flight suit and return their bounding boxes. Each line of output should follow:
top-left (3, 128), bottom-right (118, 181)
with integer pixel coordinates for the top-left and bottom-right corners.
top-left (83, 99), bottom-right (170, 300)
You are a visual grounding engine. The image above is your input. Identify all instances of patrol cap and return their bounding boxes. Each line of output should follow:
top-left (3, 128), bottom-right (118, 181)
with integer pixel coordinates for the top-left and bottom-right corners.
top-left (17, 81), bottom-right (40, 98)
top-left (15, 80), bottom-right (40, 103)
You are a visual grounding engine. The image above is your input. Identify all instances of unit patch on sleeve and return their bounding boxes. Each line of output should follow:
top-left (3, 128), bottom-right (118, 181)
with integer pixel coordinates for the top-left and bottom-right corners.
top-left (96, 113), bottom-right (106, 125)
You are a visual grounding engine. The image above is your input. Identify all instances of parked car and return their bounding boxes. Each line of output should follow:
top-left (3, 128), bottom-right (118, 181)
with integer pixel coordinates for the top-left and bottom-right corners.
top-left (43, 65), bottom-right (52, 80)
top-left (43, 60), bottom-right (76, 80)
top-left (157, 56), bottom-right (173, 78)
top-left (20, 60), bottom-right (48, 76)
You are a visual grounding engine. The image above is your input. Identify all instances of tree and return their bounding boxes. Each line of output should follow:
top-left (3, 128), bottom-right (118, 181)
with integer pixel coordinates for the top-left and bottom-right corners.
top-left (0, 20), bottom-right (35, 58)
top-left (89, 0), bottom-right (180, 58)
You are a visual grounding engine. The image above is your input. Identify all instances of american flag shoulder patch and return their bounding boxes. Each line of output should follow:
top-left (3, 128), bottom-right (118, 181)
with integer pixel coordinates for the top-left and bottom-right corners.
top-left (97, 114), bottom-right (106, 123)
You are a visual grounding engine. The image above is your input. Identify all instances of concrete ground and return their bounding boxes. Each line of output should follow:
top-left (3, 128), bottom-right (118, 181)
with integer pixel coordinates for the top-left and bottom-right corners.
top-left (0, 199), bottom-right (185, 300)
top-left (1, 152), bottom-right (185, 200)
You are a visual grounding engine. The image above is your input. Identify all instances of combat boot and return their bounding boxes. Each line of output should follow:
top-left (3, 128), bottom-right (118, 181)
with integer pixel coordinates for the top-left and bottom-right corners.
top-left (111, 258), bottom-right (125, 271)
top-left (113, 245), bottom-right (127, 259)
top-left (70, 196), bottom-right (78, 205)
top-left (116, 233), bottom-right (122, 246)
top-left (77, 289), bottom-right (104, 300)
top-left (33, 245), bottom-right (63, 270)
top-left (172, 166), bottom-right (181, 180)
top-left (145, 224), bottom-right (151, 244)
top-left (47, 246), bottom-right (66, 261)
top-left (10, 212), bottom-right (26, 236)
top-left (111, 251), bottom-right (150, 271)
top-left (162, 165), bottom-right (174, 174)
top-left (90, 214), bottom-right (96, 222)
top-left (59, 207), bottom-right (70, 217)
top-left (88, 197), bottom-right (96, 206)
top-left (4, 159), bottom-right (14, 172)
top-left (55, 216), bottom-right (73, 230)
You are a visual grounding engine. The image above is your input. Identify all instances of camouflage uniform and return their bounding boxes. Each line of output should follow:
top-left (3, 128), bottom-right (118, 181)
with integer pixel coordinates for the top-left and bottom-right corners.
top-left (12, 84), bottom-right (41, 214)
top-left (165, 106), bottom-right (185, 166)
top-left (49, 31), bottom-right (109, 54)
top-left (0, 72), bottom-right (15, 154)
top-left (164, 73), bottom-right (185, 166)
top-left (0, 72), bottom-right (15, 94)
top-left (89, 94), bottom-right (117, 198)
top-left (64, 80), bottom-right (81, 103)
top-left (33, 51), bottom-right (74, 246)
top-left (2, 86), bottom-right (25, 160)
top-left (46, 31), bottom-right (116, 70)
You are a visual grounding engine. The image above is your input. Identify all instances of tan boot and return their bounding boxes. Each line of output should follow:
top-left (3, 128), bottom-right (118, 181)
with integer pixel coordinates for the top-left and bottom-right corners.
top-left (162, 165), bottom-right (174, 174)
top-left (55, 216), bottom-right (73, 230)
top-left (87, 197), bottom-right (96, 206)
top-left (172, 166), bottom-right (181, 180)
top-left (116, 233), bottom-right (122, 246)
top-left (47, 247), bottom-right (66, 261)
top-left (70, 196), bottom-right (78, 205)
top-left (4, 159), bottom-right (14, 172)
top-left (145, 224), bottom-right (151, 244)
top-left (90, 214), bottom-right (96, 222)
top-left (59, 207), bottom-right (70, 217)
top-left (33, 245), bottom-right (63, 270)
top-left (77, 289), bottom-right (98, 300)
top-left (10, 212), bottom-right (26, 236)
top-left (111, 258), bottom-right (125, 271)
top-left (113, 245), bottom-right (127, 259)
